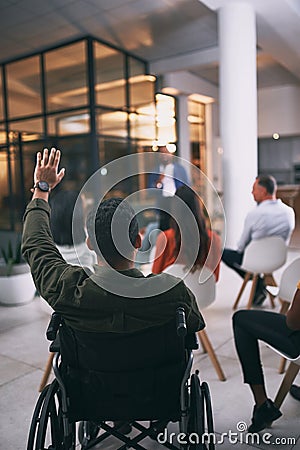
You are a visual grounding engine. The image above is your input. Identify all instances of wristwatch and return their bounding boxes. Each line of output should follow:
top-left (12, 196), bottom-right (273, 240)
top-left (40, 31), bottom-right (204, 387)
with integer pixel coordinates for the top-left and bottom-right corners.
top-left (33, 181), bottom-right (51, 192)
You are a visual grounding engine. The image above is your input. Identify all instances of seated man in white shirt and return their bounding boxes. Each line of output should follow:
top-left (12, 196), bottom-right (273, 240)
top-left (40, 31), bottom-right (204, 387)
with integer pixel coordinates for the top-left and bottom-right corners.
top-left (222, 175), bottom-right (295, 305)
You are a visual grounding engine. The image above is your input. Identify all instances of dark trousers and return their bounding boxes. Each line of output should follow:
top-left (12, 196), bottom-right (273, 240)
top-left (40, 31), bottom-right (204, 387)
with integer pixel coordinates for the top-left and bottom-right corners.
top-left (222, 248), bottom-right (265, 294)
top-left (221, 248), bottom-right (245, 278)
top-left (233, 310), bottom-right (300, 386)
top-left (157, 196), bottom-right (172, 231)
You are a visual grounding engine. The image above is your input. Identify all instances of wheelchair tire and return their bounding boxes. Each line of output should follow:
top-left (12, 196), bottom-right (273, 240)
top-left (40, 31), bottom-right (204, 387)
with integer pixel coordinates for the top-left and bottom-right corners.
top-left (201, 382), bottom-right (215, 450)
top-left (35, 379), bottom-right (75, 450)
top-left (27, 385), bottom-right (50, 450)
top-left (78, 421), bottom-right (100, 448)
top-left (188, 374), bottom-right (205, 450)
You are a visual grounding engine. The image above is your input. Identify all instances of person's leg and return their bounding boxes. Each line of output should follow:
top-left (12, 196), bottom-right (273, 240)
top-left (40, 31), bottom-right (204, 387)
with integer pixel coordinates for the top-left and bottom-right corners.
top-left (157, 196), bottom-right (172, 232)
top-left (159, 210), bottom-right (171, 231)
top-left (233, 310), bottom-right (300, 396)
top-left (290, 384), bottom-right (300, 401)
top-left (232, 310), bottom-right (300, 431)
top-left (252, 277), bottom-right (268, 306)
top-left (221, 248), bottom-right (245, 278)
top-left (222, 248), bottom-right (266, 305)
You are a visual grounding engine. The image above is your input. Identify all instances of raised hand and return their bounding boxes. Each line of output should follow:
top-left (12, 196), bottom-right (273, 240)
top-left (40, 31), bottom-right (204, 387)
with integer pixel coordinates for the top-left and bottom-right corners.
top-left (33, 147), bottom-right (65, 190)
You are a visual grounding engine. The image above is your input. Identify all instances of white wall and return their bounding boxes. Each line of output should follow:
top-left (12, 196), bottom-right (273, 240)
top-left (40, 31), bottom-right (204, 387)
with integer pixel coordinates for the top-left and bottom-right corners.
top-left (258, 85), bottom-right (300, 137)
top-left (161, 71), bottom-right (218, 100)
top-left (210, 85), bottom-right (300, 189)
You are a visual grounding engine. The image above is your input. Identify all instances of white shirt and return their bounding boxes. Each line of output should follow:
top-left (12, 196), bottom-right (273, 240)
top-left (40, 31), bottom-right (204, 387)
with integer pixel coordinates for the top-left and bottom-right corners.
top-left (237, 199), bottom-right (295, 252)
top-left (160, 163), bottom-right (176, 197)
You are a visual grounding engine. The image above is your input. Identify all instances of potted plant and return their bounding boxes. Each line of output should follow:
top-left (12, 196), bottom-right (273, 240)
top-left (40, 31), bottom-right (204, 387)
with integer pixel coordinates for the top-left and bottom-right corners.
top-left (0, 239), bottom-right (36, 305)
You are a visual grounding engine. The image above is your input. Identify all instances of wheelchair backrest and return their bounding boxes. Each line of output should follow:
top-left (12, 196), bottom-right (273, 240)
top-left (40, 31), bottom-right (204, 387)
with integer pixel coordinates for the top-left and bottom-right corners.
top-left (58, 319), bottom-right (188, 421)
top-left (60, 319), bottom-right (185, 371)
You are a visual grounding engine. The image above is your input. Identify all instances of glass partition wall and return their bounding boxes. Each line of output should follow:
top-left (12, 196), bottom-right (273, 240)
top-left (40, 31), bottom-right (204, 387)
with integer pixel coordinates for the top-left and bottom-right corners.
top-left (0, 37), bottom-right (161, 231)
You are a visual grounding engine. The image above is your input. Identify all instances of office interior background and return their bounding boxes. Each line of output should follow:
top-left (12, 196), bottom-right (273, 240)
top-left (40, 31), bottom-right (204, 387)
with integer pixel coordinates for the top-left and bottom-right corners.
top-left (0, 0), bottom-right (300, 247)
top-left (1, 2), bottom-right (300, 449)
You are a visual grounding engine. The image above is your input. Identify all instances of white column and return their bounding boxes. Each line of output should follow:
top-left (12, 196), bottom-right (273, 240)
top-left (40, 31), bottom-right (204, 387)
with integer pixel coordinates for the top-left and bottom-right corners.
top-left (176, 94), bottom-right (191, 179)
top-left (205, 103), bottom-right (214, 185)
top-left (204, 103), bottom-right (215, 222)
top-left (219, 2), bottom-right (258, 248)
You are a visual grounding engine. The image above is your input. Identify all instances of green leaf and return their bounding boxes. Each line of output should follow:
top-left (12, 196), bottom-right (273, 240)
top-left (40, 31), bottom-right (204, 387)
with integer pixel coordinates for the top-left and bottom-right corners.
top-left (15, 240), bottom-right (22, 264)
top-left (0, 246), bottom-right (8, 264)
top-left (7, 240), bottom-right (13, 260)
top-left (0, 239), bottom-right (23, 275)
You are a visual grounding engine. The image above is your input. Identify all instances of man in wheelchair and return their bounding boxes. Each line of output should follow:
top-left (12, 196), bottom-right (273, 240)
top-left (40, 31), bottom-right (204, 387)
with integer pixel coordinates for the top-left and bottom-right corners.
top-left (23, 148), bottom-right (214, 450)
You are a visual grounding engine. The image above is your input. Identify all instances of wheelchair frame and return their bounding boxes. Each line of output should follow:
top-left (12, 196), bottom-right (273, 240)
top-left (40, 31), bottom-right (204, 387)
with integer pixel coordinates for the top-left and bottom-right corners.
top-left (27, 309), bottom-right (215, 450)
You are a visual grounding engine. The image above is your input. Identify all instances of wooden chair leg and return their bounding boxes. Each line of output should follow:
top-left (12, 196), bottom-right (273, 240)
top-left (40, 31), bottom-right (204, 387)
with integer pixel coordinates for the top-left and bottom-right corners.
top-left (263, 273), bottom-right (277, 287)
top-left (263, 273), bottom-right (277, 308)
top-left (274, 362), bottom-right (300, 408)
top-left (197, 332), bottom-right (207, 353)
top-left (278, 357), bottom-right (287, 374)
top-left (246, 274), bottom-right (258, 309)
top-left (233, 272), bottom-right (252, 310)
top-left (197, 330), bottom-right (226, 381)
top-left (267, 292), bottom-right (276, 308)
top-left (279, 300), bottom-right (290, 315)
top-left (39, 352), bottom-right (54, 392)
top-left (278, 300), bottom-right (290, 373)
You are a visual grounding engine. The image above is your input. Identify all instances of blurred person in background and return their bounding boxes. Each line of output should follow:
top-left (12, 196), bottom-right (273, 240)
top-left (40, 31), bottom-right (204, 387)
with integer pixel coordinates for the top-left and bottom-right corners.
top-left (152, 184), bottom-right (221, 281)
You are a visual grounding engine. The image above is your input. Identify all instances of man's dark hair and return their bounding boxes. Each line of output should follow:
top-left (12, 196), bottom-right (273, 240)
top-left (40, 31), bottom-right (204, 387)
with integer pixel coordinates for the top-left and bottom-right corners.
top-left (86, 197), bottom-right (139, 265)
top-left (50, 190), bottom-right (86, 246)
top-left (256, 175), bottom-right (277, 195)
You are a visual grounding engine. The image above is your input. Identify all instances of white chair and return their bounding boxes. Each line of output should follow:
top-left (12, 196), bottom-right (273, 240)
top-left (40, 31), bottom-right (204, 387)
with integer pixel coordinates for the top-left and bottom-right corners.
top-left (233, 236), bottom-right (287, 310)
top-left (267, 345), bottom-right (300, 409)
top-left (164, 264), bottom-right (226, 381)
top-left (277, 257), bottom-right (300, 315)
top-left (275, 257), bottom-right (300, 373)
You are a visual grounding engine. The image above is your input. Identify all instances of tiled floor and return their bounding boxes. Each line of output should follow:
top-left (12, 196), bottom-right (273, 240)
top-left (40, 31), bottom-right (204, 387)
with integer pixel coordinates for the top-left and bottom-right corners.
top-left (1, 249), bottom-right (300, 449)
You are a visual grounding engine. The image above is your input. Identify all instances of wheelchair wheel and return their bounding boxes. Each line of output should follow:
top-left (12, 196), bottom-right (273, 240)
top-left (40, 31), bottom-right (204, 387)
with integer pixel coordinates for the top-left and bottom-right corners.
top-left (201, 382), bottom-right (215, 450)
top-left (27, 385), bottom-right (50, 450)
top-left (35, 379), bottom-right (75, 450)
top-left (78, 421), bottom-right (100, 448)
top-left (188, 374), bottom-right (205, 450)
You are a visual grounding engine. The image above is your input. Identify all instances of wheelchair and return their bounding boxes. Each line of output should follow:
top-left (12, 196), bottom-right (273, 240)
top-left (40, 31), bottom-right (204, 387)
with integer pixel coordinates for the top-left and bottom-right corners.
top-left (27, 307), bottom-right (215, 450)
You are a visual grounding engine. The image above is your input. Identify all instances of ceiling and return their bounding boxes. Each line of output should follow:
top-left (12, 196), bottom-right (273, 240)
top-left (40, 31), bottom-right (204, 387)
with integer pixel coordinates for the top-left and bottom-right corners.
top-left (0, 0), bottom-right (300, 90)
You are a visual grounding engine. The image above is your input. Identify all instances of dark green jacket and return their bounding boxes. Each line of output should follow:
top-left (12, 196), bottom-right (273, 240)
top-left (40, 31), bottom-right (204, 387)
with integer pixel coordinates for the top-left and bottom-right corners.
top-left (22, 199), bottom-right (205, 333)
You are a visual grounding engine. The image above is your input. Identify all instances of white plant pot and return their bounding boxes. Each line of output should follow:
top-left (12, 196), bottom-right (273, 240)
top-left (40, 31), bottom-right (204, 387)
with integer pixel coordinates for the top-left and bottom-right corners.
top-left (0, 264), bottom-right (36, 306)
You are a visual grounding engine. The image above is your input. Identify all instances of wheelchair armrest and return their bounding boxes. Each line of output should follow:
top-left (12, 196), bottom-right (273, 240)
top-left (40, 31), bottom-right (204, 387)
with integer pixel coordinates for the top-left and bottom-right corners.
top-left (46, 312), bottom-right (62, 341)
top-left (176, 307), bottom-right (187, 337)
top-left (49, 335), bottom-right (60, 353)
top-left (185, 333), bottom-right (199, 350)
